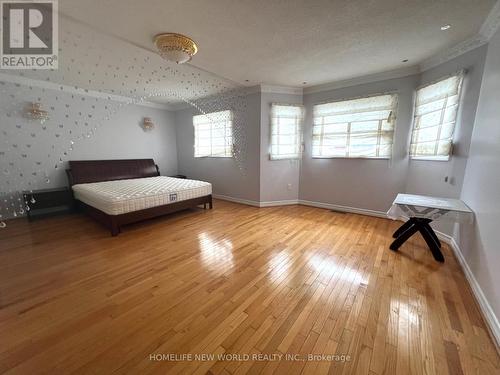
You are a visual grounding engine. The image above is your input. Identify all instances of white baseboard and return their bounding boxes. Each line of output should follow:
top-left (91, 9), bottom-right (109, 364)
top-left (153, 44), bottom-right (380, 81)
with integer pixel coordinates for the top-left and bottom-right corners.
top-left (212, 194), bottom-right (261, 207)
top-left (298, 199), bottom-right (388, 218)
top-left (213, 194), bottom-right (499, 346)
top-left (213, 195), bottom-right (298, 208)
top-left (446, 237), bottom-right (500, 347)
top-left (259, 199), bottom-right (299, 207)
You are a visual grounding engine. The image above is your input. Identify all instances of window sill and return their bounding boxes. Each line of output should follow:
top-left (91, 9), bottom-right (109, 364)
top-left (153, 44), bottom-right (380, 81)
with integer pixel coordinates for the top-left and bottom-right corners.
top-left (194, 156), bottom-right (234, 159)
top-left (410, 156), bottom-right (450, 162)
top-left (311, 156), bottom-right (391, 160)
top-left (269, 156), bottom-right (301, 161)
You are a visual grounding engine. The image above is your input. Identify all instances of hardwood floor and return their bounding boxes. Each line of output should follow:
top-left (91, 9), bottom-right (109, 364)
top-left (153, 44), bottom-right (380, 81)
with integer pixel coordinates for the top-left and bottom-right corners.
top-left (0, 199), bottom-right (498, 374)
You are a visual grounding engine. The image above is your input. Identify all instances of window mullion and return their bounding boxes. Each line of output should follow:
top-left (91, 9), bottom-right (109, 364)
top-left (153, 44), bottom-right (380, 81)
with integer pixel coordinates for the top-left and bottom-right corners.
top-left (346, 122), bottom-right (351, 157)
top-left (434, 95), bottom-right (448, 156)
top-left (376, 119), bottom-right (382, 157)
top-left (320, 116), bottom-right (325, 156)
top-left (277, 115), bottom-right (281, 157)
top-left (209, 120), bottom-right (213, 157)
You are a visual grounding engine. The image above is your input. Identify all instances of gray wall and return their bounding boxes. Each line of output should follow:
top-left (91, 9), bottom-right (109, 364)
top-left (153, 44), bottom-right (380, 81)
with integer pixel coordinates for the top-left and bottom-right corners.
top-left (175, 91), bottom-right (261, 202)
top-left (455, 28), bottom-right (500, 327)
top-left (65, 105), bottom-right (177, 181)
top-left (297, 46), bottom-right (487, 236)
top-left (405, 46), bottom-right (488, 233)
top-left (0, 81), bottom-right (177, 194)
top-left (260, 92), bottom-right (303, 203)
top-left (299, 75), bottom-right (419, 212)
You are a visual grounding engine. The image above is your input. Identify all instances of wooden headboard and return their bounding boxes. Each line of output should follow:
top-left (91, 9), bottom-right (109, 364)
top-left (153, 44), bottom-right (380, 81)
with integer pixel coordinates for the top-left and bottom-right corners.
top-left (66, 159), bottom-right (160, 186)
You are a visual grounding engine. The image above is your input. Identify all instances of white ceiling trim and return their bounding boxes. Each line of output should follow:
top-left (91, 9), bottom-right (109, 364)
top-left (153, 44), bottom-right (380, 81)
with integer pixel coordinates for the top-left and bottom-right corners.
top-left (420, 0), bottom-right (500, 71)
top-left (419, 35), bottom-right (488, 72)
top-left (303, 65), bottom-right (419, 95)
top-left (480, 0), bottom-right (500, 39)
top-left (0, 72), bottom-right (175, 111)
top-left (260, 85), bottom-right (303, 96)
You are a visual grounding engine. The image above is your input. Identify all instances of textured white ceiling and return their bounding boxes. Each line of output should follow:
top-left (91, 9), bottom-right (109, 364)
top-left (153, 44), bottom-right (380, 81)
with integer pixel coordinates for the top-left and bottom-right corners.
top-left (58, 0), bottom-right (496, 88)
top-left (1, 18), bottom-right (241, 106)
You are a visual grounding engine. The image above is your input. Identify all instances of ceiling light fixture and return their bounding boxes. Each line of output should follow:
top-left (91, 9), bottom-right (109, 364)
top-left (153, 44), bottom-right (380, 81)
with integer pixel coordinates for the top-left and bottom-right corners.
top-left (440, 24), bottom-right (451, 31)
top-left (154, 33), bottom-right (198, 64)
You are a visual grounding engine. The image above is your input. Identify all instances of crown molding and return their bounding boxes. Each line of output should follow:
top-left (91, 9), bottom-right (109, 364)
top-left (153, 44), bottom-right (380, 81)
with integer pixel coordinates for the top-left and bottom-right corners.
top-left (419, 35), bottom-right (488, 72)
top-left (420, 1), bottom-right (500, 72)
top-left (480, 0), bottom-right (500, 40)
top-left (260, 84), bottom-right (303, 96)
top-left (303, 65), bottom-right (420, 95)
top-left (0, 72), bottom-right (177, 111)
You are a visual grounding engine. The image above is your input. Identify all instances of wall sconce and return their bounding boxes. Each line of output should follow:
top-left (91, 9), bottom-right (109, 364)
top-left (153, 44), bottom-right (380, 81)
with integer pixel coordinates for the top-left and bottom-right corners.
top-left (26, 102), bottom-right (49, 123)
top-left (142, 117), bottom-right (155, 132)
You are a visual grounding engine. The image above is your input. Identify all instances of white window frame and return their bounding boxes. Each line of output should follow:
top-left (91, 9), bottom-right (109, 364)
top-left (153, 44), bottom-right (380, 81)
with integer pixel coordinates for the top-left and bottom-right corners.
top-left (193, 110), bottom-right (233, 158)
top-left (311, 93), bottom-right (398, 159)
top-left (270, 103), bottom-right (304, 160)
top-left (409, 72), bottom-right (465, 161)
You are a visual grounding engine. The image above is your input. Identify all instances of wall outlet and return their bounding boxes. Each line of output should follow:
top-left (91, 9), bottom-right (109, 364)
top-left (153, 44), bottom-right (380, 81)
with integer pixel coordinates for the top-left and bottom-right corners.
top-left (287, 183), bottom-right (292, 191)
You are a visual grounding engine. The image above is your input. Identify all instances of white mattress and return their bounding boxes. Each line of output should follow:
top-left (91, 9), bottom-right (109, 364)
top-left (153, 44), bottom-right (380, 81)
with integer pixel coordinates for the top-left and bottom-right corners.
top-left (72, 176), bottom-right (212, 215)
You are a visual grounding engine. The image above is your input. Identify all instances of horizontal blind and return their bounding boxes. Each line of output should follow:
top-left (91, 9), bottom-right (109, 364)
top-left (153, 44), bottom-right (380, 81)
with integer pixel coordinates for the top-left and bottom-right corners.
top-left (410, 74), bottom-right (464, 160)
top-left (312, 94), bottom-right (398, 158)
top-left (193, 110), bottom-right (233, 157)
top-left (270, 104), bottom-right (304, 160)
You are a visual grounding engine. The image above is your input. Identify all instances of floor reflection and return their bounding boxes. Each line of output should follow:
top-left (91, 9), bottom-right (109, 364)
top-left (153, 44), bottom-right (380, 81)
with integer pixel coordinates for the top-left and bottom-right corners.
top-left (396, 298), bottom-right (420, 325)
top-left (308, 253), bottom-right (368, 285)
top-left (267, 251), bottom-right (291, 283)
top-left (197, 232), bottom-right (234, 272)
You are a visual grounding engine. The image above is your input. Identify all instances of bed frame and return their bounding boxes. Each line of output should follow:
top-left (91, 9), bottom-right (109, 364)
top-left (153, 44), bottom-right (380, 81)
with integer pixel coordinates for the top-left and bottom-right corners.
top-left (66, 159), bottom-right (212, 236)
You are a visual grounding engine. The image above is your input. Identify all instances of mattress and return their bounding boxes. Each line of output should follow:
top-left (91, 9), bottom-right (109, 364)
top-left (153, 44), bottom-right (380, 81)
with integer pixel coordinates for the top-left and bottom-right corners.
top-left (72, 176), bottom-right (212, 215)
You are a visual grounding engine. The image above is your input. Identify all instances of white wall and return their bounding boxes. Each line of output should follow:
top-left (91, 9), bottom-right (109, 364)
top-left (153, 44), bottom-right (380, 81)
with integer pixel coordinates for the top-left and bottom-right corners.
top-left (455, 28), bottom-right (500, 337)
top-left (405, 46), bottom-right (488, 234)
top-left (296, 46), bottom-right (487, 235)
top-left (260, 91), bottom-right (302, 203)
top-left (175, 91), bottom-right (261, 202)
top-left (299, 74), bottom-right (418, 212)
top-left (65, 105), bottom-right (177, 180)
top-left (0, 80), bottom-right (177, 195)
top-left (175, 47), bottom-right (487, 228)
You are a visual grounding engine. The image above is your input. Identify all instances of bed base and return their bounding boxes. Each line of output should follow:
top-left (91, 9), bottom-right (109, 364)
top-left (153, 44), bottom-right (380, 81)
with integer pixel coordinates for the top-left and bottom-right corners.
top-left (76, 194), bottom-right (213, 236)
top-left (67, 159), bottom-right (213, 236)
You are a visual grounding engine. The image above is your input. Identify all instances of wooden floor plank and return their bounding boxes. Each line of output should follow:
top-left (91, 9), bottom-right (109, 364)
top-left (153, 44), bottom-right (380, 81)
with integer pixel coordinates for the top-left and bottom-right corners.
top-left (0, 200), bottom-right (498, 374)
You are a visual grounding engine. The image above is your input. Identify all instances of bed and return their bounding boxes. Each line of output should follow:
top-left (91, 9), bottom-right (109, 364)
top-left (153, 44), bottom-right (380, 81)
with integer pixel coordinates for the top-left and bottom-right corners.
top-left (66, 159), bottom-right (212, 236)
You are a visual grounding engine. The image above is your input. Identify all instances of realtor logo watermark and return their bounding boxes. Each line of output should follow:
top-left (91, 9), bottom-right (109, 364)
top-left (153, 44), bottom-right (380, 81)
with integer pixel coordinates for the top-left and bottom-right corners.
top-left (1, 0), bottom-right (58, 69)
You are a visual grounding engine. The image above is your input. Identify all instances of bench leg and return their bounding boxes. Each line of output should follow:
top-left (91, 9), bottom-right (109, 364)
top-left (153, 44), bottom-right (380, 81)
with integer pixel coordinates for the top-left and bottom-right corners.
top-left (390, 222), bottom-right (419, 251)
top-left (389, 218), bottom-right (444, 262)
top-left (421, 224), bottom-right (444, 262)
top-left (392, 219), bottom-right (415, 238)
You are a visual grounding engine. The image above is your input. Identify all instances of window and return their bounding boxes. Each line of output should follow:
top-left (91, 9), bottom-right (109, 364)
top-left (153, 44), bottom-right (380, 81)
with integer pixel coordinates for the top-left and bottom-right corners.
top-left (312, 94), bottom-right (398, 158)
top-left (193, 110), bottom-right (233, 158)
top-left (410, 73), bottom-right (464, 160)
top-left (270, 104), bottom-right (304, 160)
